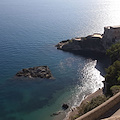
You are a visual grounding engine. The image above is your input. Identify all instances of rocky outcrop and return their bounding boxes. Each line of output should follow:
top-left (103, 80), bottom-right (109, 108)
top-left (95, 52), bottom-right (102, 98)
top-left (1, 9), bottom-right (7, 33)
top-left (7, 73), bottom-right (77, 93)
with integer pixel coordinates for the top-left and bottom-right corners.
top-left (56, 26), bottom-right (120, 53)
top-left (55, 34), bottom-right (106, 53)
top-left (62, 104), bottom-right (69, 110)
top-left (16, 66), bottom-right (54, 79)
top-left (50, 111), bottom-right (62, 117)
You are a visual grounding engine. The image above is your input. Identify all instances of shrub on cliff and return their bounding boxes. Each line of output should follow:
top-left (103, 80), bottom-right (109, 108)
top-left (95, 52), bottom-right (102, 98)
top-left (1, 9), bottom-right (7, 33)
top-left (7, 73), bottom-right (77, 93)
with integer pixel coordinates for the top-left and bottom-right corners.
top-left (105, 60), bottom-right (120, 85)
top-left (72, 95), bottom-right (108, 120)
top-left (110, 85), bottom-right (120, 95)
top-left (106, 42), bottom-right (120, 63)
top-left (105, 60), bottom-right (120, 95)
top-left (83, 95), bottom-right (108, 114)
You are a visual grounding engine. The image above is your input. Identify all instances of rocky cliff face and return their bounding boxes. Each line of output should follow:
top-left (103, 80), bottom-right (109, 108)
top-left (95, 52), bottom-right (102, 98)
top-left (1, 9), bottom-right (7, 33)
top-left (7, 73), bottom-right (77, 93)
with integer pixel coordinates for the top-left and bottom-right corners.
top-left (56, 36), bottom-right (106, 53)
top-left (56, 26), bottom-right (120, 54)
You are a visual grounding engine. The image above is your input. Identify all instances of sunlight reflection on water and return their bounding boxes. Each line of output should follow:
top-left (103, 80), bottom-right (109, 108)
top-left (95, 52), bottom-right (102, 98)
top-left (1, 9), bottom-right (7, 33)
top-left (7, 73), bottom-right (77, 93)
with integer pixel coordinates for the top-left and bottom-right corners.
top-left (71, 59), bottom-right (104, 107)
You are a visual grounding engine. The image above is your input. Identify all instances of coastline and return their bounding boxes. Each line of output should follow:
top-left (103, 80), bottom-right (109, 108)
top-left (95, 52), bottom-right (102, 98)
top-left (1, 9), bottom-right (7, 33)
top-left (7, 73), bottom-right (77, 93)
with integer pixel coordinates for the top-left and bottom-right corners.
top-left (64, 88), bottom-right (104, 120)
top-left (52, 50), bottom-right (108, 120)
top-left (55, 26), bottom-right (114, 120)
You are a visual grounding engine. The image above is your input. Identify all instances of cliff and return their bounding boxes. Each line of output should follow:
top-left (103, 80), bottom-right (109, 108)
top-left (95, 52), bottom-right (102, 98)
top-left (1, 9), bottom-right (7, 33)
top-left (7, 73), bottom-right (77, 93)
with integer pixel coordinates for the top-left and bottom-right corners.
top-left (55, 34), bottom-right (106, 53)
top-left (55, 26), bottom-right (120, 53)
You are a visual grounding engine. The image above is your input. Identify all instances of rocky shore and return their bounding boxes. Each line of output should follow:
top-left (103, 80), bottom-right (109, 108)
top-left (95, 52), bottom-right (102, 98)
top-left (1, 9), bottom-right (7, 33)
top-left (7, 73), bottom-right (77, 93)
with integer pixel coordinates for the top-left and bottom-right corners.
top-left (64, 88), bottom-right (104, 120)
top-left (16, 66), bottom-right (54, 79)
top-left (55, 26), bottom-right (120, 120)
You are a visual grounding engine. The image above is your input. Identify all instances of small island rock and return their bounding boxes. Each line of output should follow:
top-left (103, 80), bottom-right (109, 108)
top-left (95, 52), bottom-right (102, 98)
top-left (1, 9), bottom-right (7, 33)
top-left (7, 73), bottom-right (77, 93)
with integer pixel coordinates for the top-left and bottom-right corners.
top-left (16, 66), bottom-right (54, 79)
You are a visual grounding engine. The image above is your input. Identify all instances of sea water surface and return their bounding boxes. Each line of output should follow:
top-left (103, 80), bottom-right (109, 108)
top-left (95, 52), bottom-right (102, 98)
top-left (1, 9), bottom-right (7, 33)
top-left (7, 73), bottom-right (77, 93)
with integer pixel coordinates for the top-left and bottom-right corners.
top-left (0, 0), bottom-right (120, 120)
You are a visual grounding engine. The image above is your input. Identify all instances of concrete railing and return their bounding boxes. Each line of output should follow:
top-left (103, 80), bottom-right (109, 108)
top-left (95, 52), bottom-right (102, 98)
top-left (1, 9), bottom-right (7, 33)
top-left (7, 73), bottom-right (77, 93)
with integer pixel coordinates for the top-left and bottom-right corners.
top-left (76, 92), bottom-right (120, 120)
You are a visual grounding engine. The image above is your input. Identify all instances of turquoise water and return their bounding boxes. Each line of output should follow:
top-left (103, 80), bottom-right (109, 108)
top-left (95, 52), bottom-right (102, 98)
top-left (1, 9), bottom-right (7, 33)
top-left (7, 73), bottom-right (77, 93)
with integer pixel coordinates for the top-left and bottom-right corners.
top-left (0, 0), bottom-right (119, 120)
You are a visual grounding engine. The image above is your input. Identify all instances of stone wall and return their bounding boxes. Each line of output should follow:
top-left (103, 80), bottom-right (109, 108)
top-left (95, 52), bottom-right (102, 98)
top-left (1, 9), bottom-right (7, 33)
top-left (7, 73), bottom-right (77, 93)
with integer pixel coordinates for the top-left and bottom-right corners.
top-left (76, 92), bottom-right (120, 120)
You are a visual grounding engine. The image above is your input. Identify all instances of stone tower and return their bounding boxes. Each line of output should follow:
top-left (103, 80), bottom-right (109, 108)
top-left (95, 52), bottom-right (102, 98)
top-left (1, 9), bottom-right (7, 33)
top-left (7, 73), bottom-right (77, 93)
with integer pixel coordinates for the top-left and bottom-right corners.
top-left (102, 26), bottom-right (120, 48)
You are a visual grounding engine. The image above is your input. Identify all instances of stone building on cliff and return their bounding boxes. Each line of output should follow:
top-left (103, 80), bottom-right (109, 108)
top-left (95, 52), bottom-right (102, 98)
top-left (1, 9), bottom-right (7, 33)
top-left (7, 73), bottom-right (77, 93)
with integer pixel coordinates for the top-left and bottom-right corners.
top-left (102, 26), bottom-right (120, 48)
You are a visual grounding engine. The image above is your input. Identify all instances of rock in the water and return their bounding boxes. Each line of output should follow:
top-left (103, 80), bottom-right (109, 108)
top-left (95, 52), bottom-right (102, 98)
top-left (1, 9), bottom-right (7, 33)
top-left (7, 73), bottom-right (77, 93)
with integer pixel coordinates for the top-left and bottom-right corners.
top-left (16, 66), bottom-right (54, 79)
top-left (62, 104), bottom-right (69, 110)
top-left (50, 111), bottom-right (62, 117)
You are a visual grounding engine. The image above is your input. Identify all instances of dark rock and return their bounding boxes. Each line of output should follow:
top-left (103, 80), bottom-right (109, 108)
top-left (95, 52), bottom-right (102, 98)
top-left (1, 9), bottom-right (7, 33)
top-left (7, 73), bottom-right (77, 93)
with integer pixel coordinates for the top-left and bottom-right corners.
top-left (50, 111), bottom-right (62, 117)
top-left (62, 104), bottom-right (69, 110)
top-left (16, 66), bottom-right (54, 79)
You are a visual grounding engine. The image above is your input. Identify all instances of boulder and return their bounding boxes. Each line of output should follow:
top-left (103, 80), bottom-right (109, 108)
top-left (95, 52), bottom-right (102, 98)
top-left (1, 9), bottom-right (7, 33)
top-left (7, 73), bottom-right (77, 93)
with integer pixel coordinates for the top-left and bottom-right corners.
top-left (62, 104), bottom-right (69, 110)
top-left (50, 111), bottom-right (62, 117)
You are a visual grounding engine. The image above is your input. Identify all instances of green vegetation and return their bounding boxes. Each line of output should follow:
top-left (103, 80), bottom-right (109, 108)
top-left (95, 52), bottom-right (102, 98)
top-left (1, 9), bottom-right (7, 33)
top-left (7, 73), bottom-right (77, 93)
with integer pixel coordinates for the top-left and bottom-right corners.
top-left (106, 42), bottom-right (120, 63)
top-left (105, 60), bottom-right (120, 85)
top-left (71, 114), bottom-right (80, 120)
top-left (105, 42), bottom-right (120, 95)
top-left (79, 95), bottom-right (108, 115)
top-left (71, 95), bottom-right (108, 120)
top-left (71, 42), bottom-right (120, 120)
top-left (69, 39), bottom-right (73, 43)
top-left (110, 85), bottom-right (120, 95)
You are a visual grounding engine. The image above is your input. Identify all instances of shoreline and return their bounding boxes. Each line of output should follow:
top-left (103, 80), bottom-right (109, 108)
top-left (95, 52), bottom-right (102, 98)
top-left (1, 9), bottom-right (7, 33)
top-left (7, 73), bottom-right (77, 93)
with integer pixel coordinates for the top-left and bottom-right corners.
top-left (64, 88), bottom-right (104, 120)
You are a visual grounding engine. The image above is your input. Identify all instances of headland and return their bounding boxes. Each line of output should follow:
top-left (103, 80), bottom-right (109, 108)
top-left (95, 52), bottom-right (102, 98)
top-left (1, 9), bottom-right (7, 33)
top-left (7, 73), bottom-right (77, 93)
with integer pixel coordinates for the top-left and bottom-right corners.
top-left (56, 26), bottom-right (120, 53)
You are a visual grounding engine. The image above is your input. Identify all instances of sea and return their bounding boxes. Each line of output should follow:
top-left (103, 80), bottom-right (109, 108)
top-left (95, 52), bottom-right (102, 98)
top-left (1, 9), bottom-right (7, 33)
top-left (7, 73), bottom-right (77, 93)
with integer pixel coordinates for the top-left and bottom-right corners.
top-left (0, 0), bottom-right (120, 120)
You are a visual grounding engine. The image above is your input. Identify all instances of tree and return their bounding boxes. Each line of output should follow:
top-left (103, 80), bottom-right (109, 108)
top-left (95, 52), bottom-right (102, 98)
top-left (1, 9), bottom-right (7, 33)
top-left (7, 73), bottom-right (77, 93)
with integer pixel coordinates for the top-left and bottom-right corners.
top-left (106, 42), bottom-right (120, 63)
top-left (105, 60), bottom-right (120, 94)
top-left (105, 60), bottom-right (120, 84)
